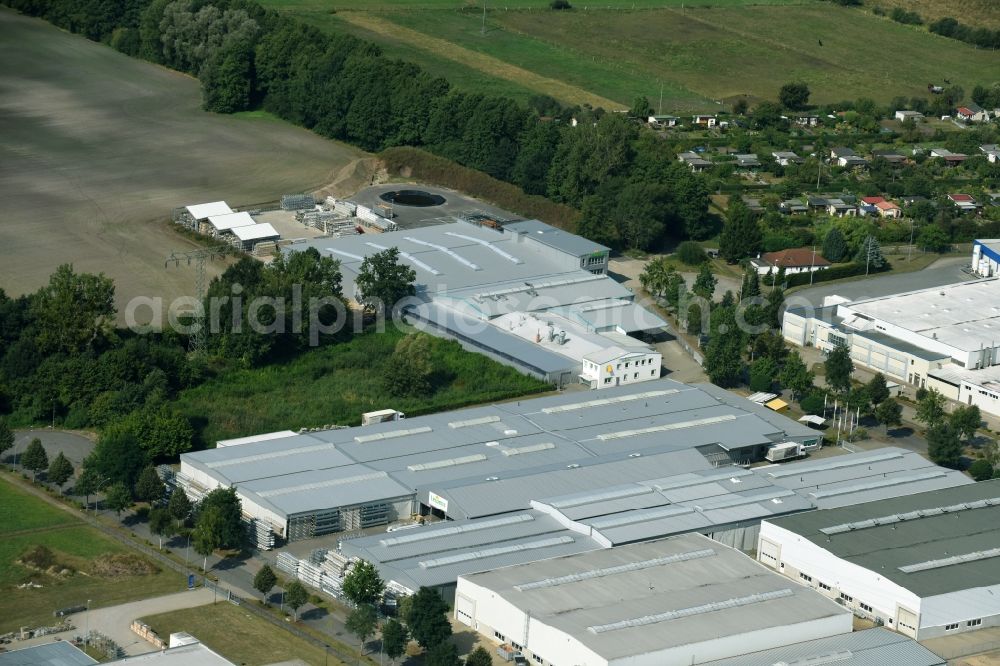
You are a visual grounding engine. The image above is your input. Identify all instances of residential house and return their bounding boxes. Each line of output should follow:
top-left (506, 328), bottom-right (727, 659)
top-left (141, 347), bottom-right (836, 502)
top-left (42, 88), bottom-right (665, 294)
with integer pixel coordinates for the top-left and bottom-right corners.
top-left (981, 145), bottom-right (1000, 164)
top-left (691, 114), bottom-right (717, 127)
top-left (795, 115), bottom-right (821, 127)
top-left (647, 114), bottom-right (679, 128)
top-left (829, 147), bottom-right (855, 160)
top-left (750, 248), bottom-right (831, 276)
top-left (677, 151), bottom-right (712, 173)
top-left (875, 200), bottom-right (903, 219)
top-left (735, 153), bottom-right (761, 169)
top-left (902, 195), bottom-right (930, 207)
top-left (772, 151), bottom-right (805, 166)
top-left (859, 196), bottom-right (884, 216)
top-left (807, 196), bottom-right (829, 211)
top-left (948, 194), bottom-right (979, 213)
top-left (871, 149), bottom-right (906, 164)
top-left (894, 110), bottom-right (925, 122)
top-left (957, 103), bottom-right (990, 123)
top-left (830, 147), bottom-right (866, 168)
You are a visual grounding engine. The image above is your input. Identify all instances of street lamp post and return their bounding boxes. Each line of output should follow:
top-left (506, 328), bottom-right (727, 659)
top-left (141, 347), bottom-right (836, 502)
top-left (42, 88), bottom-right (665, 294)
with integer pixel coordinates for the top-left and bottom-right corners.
top-left (85, 599), bottom-right (91, 645)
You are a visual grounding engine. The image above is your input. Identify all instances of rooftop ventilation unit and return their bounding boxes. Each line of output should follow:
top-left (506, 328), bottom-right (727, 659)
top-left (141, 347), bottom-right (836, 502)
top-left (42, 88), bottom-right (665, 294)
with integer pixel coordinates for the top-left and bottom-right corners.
top-left (404, 237), bottom-right (481, 271)
top-left (541, 389), bottom-right (678, 414)
top-left (899, 546), bottom-right (1000, 573)
top-left (549, 485), bottom-right (653, 509)
top-left (586, 588), bottom-right (794, 634)
top-left (588, 505), bottom-right (695, 530)
top-left (820, 497), bottom-right (1000, 535)
top-left (257, 471), bottom-right (388, 498)
top-left (354, 426), bottom-right (432, 444)
top-left (418, 536), bottom-right (574, 569)
top-left (443, 231), bottom-right (523, 264)
top-left (809, 471), bottom-right (945, 499)
top-left (407, 454), bottom-right (488, 472)
top-left (448, 415), bottom-right (501, 429)
top-left (765, 451), bottom-right (903, 478)
top-left (379, 513), bottom-right (533, 547)
top-left (514, 548), bottom-right (715, 591)
top-left (597, 414), bottom-right (737, 441)
top-left (502, 443), bottom-right (555, 457)
top-left (207, 443), bottom-right (333, 469)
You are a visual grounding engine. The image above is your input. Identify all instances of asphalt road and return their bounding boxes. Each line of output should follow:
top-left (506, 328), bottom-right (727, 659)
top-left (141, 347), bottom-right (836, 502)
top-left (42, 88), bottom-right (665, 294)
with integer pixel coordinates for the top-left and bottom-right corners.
top-left (6, 429), bottom-right (95, 469)
top-left (787, 255), bottom-right (972, 308)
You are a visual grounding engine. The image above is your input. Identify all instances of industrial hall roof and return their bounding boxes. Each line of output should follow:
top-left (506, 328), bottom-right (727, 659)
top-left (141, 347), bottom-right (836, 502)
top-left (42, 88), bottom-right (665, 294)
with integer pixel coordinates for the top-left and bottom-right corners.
top-left (458, 534), bottom-right (849, 662)
top-left (701, 628), bottom-right (944, 666)
top-left (340, 446), bottom-right (970, 592)
top-left (765, 479), bottom-right (1000, 597)
top-left (182, 379), bottom-right (822, 521)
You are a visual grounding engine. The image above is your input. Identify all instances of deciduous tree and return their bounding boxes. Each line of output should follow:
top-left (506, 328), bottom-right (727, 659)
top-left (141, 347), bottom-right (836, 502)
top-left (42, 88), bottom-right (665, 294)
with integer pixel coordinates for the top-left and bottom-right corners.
top-left (346, 604), bottom-right (378, 654)
top-left (927, 423), bottom-right (963, 468)
top-left (875, 398), bottom-right (903, 431)
top-left (382, 618), bottom-right (408, 663)
top-left (408, 587), bottom-right (452, 649)
top-left (22, 438), bottom-right (48, 481)
top-left (915, 388), bottom-right (947, 428)
top-left (253, 564), bottom-right (277, 603)
top-left (692, 264), bottom-right (716, 300)
top-left (719, 199), bottom-right (762, 263)
top-left (105, 482), bottom-right (133, 518)
top-left (135, 466), bottom-right (165, 504)
top-left (284, 580), bottom-right (308, 620)
top-left (355, 248), bottom-right (417, 315)
top-left (824, 345), bottom-right (853, 394)
top-left (950, 404), bottom-right (981, 441)
top-left (779, 351), bottom-right (814, 398)
top-left (343, 560), bottom-right (386, 608)
top-left (0, 418), bottom-right (13, 458)
top-left (867, 373), bottom-right (890, 406)
top-left (465, 646), bottom-right (494, 666)
top-left (149, 506), bottom-right (175, 549)
top-left (47, 452), bottom-right (74, 487)
top-left (779, 82), bottom-right (811, 110)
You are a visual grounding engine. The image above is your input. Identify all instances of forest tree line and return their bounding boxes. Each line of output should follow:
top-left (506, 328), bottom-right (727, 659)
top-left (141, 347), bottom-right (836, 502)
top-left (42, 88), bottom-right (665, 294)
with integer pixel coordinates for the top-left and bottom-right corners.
top-left (4, 0), bottom-right (715, 251)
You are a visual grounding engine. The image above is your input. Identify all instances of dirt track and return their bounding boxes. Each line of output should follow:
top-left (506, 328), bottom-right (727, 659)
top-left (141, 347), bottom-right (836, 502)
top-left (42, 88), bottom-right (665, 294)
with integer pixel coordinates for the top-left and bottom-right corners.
top-left (0, 9), bottom-right (369, 311)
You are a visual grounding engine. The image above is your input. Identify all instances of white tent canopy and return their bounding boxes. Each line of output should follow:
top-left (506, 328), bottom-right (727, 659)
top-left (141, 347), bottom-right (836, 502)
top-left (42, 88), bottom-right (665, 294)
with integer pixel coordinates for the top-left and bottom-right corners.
top-left (185, 201), bottom-right (233, 220)
top-left (207, 211), bottom-right (256, 232)
top-left (232, 223), bottom-right (279, 242)
top-left (798, 415), bottom-right (827, 426)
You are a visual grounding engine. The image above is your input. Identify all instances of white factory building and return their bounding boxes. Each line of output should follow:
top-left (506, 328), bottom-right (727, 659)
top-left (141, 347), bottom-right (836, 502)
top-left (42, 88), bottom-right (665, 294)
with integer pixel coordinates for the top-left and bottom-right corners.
top-left (454, 534), bottom-right (853, 666)
top-left (283, 219), bottom-right (665, 388)
top-left (758, 480), bottom-right (1000, 640)
top-left (783, 242), bottom-right (1000, 415)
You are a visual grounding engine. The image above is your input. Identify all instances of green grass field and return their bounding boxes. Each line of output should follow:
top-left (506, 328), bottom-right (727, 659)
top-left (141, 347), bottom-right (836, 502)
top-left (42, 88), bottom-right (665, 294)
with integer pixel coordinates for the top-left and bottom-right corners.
top-left (0, 477), bottom-right (185, 633)
top-left (172, 329), bottom-right (552, 446)
top-left (259, 0), bottom-right (1000, 111)
top-left (142, 604), bottom-right (345, 666)
top-left (0, 481), bottom-right (76, 535)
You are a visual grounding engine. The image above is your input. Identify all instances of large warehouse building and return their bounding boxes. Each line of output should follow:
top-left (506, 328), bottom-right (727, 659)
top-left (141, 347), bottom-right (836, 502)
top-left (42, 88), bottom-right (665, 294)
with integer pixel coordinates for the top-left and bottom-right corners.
top-left (339, 444), bottom-right (968, 598)
top-left (783, 245), bottom-right (1000, 415)
top-left (179, 379), bottom-right (831, 544)
top-left (758, 480), bottom-right (1000, 640)
top-left (454, 534), bottom-right (853, 666)
top-left (283, 219), bottom-right (665, 387)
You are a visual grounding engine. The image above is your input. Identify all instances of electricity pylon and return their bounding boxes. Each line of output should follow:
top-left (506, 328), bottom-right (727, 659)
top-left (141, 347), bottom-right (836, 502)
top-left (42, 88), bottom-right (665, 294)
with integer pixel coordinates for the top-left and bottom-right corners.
top-left (165, 245), bottom-right (230, 355)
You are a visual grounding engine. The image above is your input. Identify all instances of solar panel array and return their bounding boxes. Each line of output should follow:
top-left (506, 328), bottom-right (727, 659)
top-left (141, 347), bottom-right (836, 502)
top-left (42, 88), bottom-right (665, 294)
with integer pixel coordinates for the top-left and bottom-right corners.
top-left (586, 588), bottom-right (794, 634)
top-left (513, 548), bottom-right (716, 592)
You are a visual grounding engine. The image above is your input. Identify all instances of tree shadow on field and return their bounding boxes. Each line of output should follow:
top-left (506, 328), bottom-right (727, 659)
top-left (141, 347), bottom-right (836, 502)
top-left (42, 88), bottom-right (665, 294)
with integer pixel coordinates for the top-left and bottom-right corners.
top-left (300, 606), bottom-right (329, 622)
top-left (887, 426), bottom-right (914, 439)
top-left (213, 551), bottom-right (251, 572)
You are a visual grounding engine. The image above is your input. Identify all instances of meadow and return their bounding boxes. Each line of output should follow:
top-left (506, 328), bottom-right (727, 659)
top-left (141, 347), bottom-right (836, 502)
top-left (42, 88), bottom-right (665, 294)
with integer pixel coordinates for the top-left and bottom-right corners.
top-left (142, 604), bottom-right (344, 666)
top-left (0, 476), bottom-right (184, 633)
top-left (172, 328), bottom-right (552, 446)
top-left (0, 9), bottom-right (367, 312)
top-left (259, 0), bottom-right (1000, 111)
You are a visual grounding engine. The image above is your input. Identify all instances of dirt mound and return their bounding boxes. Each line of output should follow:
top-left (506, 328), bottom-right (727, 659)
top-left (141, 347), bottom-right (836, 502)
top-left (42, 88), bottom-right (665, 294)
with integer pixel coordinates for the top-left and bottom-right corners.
top-left (90, 553), bottom-right (159, 579)
top-left (314, 157), bottom-right (380, 199)
top-left (19, 545), bottom-right (56, 570)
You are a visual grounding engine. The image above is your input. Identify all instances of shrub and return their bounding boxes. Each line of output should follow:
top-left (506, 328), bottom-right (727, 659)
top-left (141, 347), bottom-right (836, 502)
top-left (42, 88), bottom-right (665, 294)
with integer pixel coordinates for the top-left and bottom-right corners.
top-left (800, 392), bottom-right (826, 415)
top-left (676, 241), bottom-right (707, 265)
top-left (785, 261), bottom-right (889, 287)
top-left (550, 0), bottom-right (572, 8)
top-left (20, 545), bottom-right (56, 570)
top-left (969, 459), bottom-right (995, 481)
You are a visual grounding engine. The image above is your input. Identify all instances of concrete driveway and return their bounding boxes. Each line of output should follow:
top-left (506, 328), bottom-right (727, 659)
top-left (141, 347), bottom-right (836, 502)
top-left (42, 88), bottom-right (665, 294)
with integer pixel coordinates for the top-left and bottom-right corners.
top-left (11, 589), bottom-right (215, 656)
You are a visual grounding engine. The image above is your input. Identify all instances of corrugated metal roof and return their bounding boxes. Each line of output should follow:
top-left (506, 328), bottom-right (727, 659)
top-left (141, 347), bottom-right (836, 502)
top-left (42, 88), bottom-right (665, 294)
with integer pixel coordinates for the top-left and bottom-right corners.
top-left (502, 219), bottom-right (609, 257)
top-left (458, 534), bottom-right (850, 661)
top-left (701, 628), bottom-right (944, 666)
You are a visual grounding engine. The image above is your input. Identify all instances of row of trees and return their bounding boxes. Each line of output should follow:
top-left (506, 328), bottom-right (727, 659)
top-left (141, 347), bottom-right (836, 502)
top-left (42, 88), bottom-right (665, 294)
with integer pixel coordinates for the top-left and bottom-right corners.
top-left (6, 0), bottom-right (713, 253)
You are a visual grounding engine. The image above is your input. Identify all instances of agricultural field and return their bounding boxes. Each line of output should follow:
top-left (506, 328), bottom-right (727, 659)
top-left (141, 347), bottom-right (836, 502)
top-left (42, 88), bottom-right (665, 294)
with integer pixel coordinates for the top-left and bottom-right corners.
top-left (0, 9), bottom-right (369, 312)
top-left (867, 0), bottom-right (1000, 31)
top-left (142, 603), bottom-right (343, 666)
top-left (260, 0), bottom-right (1000, 111)
top-left (0, 476), bottom-right (183, 633)
top-left (172, 328), bottom-right (552, 446)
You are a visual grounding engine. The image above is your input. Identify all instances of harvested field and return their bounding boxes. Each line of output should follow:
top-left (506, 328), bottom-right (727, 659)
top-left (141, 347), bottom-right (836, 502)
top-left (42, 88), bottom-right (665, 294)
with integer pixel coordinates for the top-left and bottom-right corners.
top-left (0, 9), bottom-right (368, 310)
top-left (868, 0), bottom-right (1000, 31)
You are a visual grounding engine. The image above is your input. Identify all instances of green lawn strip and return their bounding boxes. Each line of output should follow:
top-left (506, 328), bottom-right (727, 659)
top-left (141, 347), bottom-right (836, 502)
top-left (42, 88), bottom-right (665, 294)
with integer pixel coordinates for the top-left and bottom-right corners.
top-left (0, 480), bottom-right (77, 535)
top-left (0, 524), bottom-right (186, 633)
top-left (142, 603), bottom-right (350, 666)
top-left (172, 329), bottom-right (551, 446)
